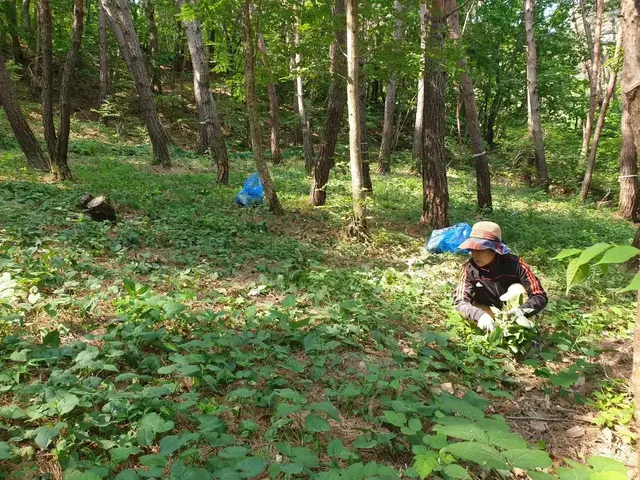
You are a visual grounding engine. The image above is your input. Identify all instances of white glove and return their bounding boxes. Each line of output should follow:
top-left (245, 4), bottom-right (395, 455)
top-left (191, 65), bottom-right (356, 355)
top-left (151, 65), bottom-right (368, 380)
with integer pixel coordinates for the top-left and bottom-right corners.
top-left (508, 307), bottom-right (535, 328)
top-left (477, 313), bottom-right (495, 332)
top-left (508, 307), bottom-right (525, 319)
top-left (500, 284), bottom-right (527, 302)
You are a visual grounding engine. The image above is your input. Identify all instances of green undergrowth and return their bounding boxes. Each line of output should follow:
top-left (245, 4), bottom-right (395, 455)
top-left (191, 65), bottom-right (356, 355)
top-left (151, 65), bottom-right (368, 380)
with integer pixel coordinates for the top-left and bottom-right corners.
top-left (0, 120), bottom-right (637, 479)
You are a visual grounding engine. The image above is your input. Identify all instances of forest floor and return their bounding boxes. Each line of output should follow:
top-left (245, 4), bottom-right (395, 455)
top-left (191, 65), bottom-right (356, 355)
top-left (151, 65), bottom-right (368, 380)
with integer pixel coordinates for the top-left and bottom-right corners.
top-left (0, 108), bottom-right (637, 479)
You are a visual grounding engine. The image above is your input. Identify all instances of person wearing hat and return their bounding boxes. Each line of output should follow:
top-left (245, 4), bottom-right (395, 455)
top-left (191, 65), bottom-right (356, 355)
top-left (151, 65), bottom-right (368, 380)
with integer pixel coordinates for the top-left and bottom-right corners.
top-left (453, 221), bottom-right (547, 332)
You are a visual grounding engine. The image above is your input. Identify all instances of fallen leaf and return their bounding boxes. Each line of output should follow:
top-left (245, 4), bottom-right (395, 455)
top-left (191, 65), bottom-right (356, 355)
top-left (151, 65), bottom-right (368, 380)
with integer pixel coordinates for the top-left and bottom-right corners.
top-left (565, 426), bottom-right (585, 438)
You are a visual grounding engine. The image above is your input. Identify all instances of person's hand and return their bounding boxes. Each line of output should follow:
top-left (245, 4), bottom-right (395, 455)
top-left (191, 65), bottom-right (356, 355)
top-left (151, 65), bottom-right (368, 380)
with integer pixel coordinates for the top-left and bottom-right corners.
top-left (478, 313), bottom-right (495, 332)
top-left (507, 307), bottom-right (525, 319)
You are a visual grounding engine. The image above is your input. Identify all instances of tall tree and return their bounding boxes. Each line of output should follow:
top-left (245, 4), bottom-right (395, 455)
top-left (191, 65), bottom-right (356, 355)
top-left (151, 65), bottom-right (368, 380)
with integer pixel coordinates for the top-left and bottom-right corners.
top-left (412, 1), bottom-right (427, 171)
top-left (257, 33), bottom-right (281, 164)
top-left (358, 66), bottom-right (372, 194)
top-left (293, 7), bottom-right (314, 176)
top-left (98, 1), bottom-right (110, 104)
top-left (377, 0), bottom-right (403, 175)
top-left (3, 0), bottom-right (24, 63)
top-left (580, 0), bottom-right (604, 158)
top-left (39, 0), bottom-right (56, 160)
top-left (101, 0), bottom-right (171, 166)
top-left (0, 53), bottom-right (50, 171)
top-left (309, 0), bottom-right (347, 206)
top-left (580, 29), bottom-right (622, 202)
top-left (242, 0), bottom-right (283, 214)
top-left (420, 0), bottom-right (448, 228)
top-left (618, 94), bottom-right (638, 220)
top-left (345, 0), bottom-right (367, 238)
top-left (524, 0), bottom-right (549, 191)
top-left (144, 0), bottom-right (162, 94)
top-left (445, 0), bottom-right (492, 210)
top-left (178, 0), bottom-right (229, 184)
top-left (22, 0), bottom-right (31, 33)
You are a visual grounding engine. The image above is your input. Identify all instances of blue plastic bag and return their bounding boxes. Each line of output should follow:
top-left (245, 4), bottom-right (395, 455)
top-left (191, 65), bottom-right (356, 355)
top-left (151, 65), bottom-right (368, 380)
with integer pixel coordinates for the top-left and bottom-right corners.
top-left (235, 173), bottom-right (264, 207)
top-left (426, 222), bottom-right (471, 254)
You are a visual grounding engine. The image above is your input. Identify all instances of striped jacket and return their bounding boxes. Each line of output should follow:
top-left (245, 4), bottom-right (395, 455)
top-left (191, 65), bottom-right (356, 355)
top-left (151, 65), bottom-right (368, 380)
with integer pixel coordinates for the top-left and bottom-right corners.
top-left (453, 254), bottom-right (548, 322)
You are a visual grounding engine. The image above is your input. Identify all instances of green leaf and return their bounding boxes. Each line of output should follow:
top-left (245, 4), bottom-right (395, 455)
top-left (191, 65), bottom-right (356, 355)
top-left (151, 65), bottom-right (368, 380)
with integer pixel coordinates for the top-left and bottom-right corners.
top-left (305, 414), bottom-right (330, 432)
top-left (9, 349), bottom-right (29, 362)
top-left (56, 393), bottom-right (80, 415)
top-left (557, 467), bottom-right (591, 480)
top-left (436, 395), bottom-right (484, 420)
top-left (235, 457), bottom-right (268, 478)
top-left (566, 258), bottom-right (590, 293)
top-left (42, 330), bottom-right (61, 348)
top-left (279, 464), bottom-right (304, 474)
top-left (0, 442), bottom-right (13, 460)
top-left (158, 433), bottom-right (199, 456)
top-left (595, 245), bottom-right (640, 265)
top-left (577, 243), bottom-right (613, 264)
top-left (353, 434), bottom-right (377, 449)
top-left (549, 370), bottom-right (579, 388)
top-left (111, 447), bottom-right (140, 463)
top-left (281, 295), bottom-right (297, 307)
top-left (588, 455), bottom-right (627, 476)
top-left (553, 248), bottom-right (582, 260)
top-left (290, 447), bottom-right (319, 467)
top-left (618, 271), bottom-right (640, 292)
top-left (487, 431), bottom-right (527, 450)
top-left (408, 418), bottom-right (422, 432)
top-left (0, 405), bottom-right (26, 419)
top-left (219, 446), bottom-right (250, 459)
top-left (442, 464), bottom-right (471, 480)
top-left (228, 388), bottom-right (256, 399)
top-left (422, 434), bottom-right (449, 449)
top-left (67, 472), bottom-right (102, 480)
top-left (138, 413), bottom-right (174, 446)
top-left (446, 442), bottom-right (507, 470)
top-left (276, 403), bottom-right (300, 418)
top-left (382, 410), bottom-right (407, 427)
top-left (434, 423), bottom-right (488, 442)
top-left (34, 422), bottom-right (66, 449)
top-left (274, 388), bottom-right (306, 404)
top-left (503, 449), bottom-right (552, 470)
top-left (308, 401), bottom-right (340, 421)
top-left (414, 452), bottom-right (438, 479)
top-left (528, 473), bottom-right (557, 480)
top-left (114, 470), bottom-right (141, 480)
top-left (327, 439), bottom-right (350, 459)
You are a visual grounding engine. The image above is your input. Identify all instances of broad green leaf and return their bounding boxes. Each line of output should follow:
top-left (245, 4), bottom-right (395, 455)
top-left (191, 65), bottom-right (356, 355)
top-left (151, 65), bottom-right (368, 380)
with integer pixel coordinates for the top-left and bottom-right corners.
top-left (566, 258), bottom-right (590, 293)
top-left (42, 330), bottom-right (61, 348)
top-left (290, 447), bottom-right (319, 467)
top-left (408, 418), bottom-right (422, 432)
top-left (414, 452), bottom-right (438, 479)
top-left (235, 457), bottom-right (268, 478)
top-left (577, 243), bottom-right (612, 264)
top-left (305, 414), bottom-right (330, 432)
top-left (476, 417), bottom-right (510, 432)
top-left (219, 446), bottom-right (250, 459)
top-left (434, 423), bottom-right (488, 442)
top-left (276, 403), bottom-right (300, 418)
top-left (308, 401), bottom-right (340, 421)
top-left (528, 473), bottom-right (557, 480)
top-left (56, 393), bottom-right (80, 415)
top-left (114, 470), bottom-right (141, 480)
top-left (34, 422), bottom-right (66, 449)
top-left (138, 413), bottom-right (174, 446)
top-left (587, 455), bottom-right (627, 476)
top-left (618, 271), bottom-right (640, 293)
top-left (549, 370), bottom-right (579, 388)
top-left (227, 388), bottom-right (256, 399)
top-left (111, 446), bottom-right (140, 463)
top-left (557, 467), bottom-right (590, 480)
top-left (442, 464), bottom-right (471, 480)
top-left (0, 405), bottom-right (26, 419)
top-left (281, 295), bottom-right (297, 307)
top-left (353, 434), bottom-right (377, 449)
top-left (327, 439), bottom-right (351, 459)
top-left (595, 245), bottom-right (640, 265)
top-left (158, 433), bottom-right (198, 456)
top-left (0, 442), bottom-right (13, 460)
top-left (9, 349), bottom-right (29, 362)
top-left (422, 434), bottom-right (449, 449)
top-left (504, 449), bottom-right (552, 470)
top-left (279, 463), bottom-right (304, 474)
top-left (446, 442), bottom-right (507, 470)
top-left (552, 248), bottom-right (582, 260)
top-left (382, 410), bottom-right (407, 427)
top-left (67, 472), bottom-right (102, 480)
top-left (274, 388), bottom-right (306, 403)
top-left (436, 395), bottom-right (484, 420)
top-left (487, 431), bottom-right (527, 450)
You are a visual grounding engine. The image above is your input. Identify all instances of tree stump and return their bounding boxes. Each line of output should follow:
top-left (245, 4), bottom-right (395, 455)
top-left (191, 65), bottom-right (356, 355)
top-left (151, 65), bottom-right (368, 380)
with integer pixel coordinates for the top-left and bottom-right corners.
top-left (79, 194), bottom-right (117, 222)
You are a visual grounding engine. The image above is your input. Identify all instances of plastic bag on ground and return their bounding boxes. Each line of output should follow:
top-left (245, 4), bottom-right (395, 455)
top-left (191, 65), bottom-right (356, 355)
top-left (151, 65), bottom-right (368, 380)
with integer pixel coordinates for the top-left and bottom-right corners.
top-left (235, 172), bottom-right (264, 207)
top-left (426, 222), bottom-right (471, 254)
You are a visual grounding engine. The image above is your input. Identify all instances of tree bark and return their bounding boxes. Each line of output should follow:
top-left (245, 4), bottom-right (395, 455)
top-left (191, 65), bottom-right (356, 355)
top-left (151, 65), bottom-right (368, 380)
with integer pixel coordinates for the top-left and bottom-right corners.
top-left (377, 0), bottom-right (403, 174)
top-left (178, 0), bottom-right (229, 184)
top-left (524, 0), bottom-right (549, 191)
top-left (6, 1), bottom-right (23, 63)
top-left (359, 66), bottom-right (372, 194)
top-left (446, 0), bottom-right (492, 210)
top-left (257, 33), bottom-right (281, 164)
top-left (412, 1), bottom-right (427, 171)
top-left (420, 0), bottom-right (449, 228)
top-left (38, 0), bottom-right (56, 160)
top-left (0, 54), bottom-right (50, 171)
top-left (101, 0), bottom-right (171, 166)
top-left (293, 9), bottom-right (314, 176)
top-left (51, 0), bottom-right (84, 181)
top-left (618, 94), bottom-right (638, 220)
top-left (309, 0), bottom-right (347, 206)
top-left (580, 29), bottom-right (622, 202)
top-left (581, 0), bottom-right (604, 158)
top-left (99, 1), bottom-right (110, 104)
top-left (22, 0), bottom-right (31, 33)
top-left (242, 0), bottom-right (283, 215)
top-left (144, 0), bottom-right (162, 94)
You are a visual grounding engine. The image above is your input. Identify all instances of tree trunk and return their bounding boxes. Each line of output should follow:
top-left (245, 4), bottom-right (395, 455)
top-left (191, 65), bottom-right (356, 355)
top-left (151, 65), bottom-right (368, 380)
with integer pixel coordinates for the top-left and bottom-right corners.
top-left (99, 1), bottom-right (110, 104)
top-left (377, 0), bottom-right (403, 174)
top-left (618, 94), bottom-right (638, 220)
top-left (309, 0), bottom-right (347, 206)
top-left (345, 0), bottom-right (367, 238)
top-left (293, 9), bottom-right (314, 176)
top-left (145, 0), bottom-right (162, 94)
top-left (420, 0), bottom-right (449, 228)
top-left (242, 0), bottom-right (283, 215)
top-left (6, 1), bottom-right (23, 63)
top-left (22, 0), bottom-right (31, 33)
top-left (455, 86), bottom-right (463, 147)
top-left (30, 6), bottom-right (41, 95)
top-left (257, 33), bottom-right (281, 164)
top-left (580, 29), bottom-right (622, 202)
top-left (446, 0), bottom-right (492, 210)
top-left (412, 1), bottom-right (427, 171)
top-left (581, 0), bottom-right (604, 158)
top-left (51, 0), bottom-right (84, 181)
top-left (0, 54), bottom-right (50, 171)
top-left (101, 0), bottom-right (171, 166)
top-left (178, 0), bottom-right (229, 184)
top-left (39, 0), bottom-right (56, 160)
top-left (524, 0), bottom-right (549, 191)
top-left (359, 67), bottom-right (372, 195)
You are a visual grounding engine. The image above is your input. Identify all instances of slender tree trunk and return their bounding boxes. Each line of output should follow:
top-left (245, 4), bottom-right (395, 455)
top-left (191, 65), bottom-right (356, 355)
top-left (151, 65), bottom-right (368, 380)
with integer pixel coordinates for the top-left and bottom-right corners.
top-left (619, 95), bottom-right (638, 220)
top-left (345, 0), bottom-right (367, 238)
top-left (309, 0), bottom-right (347, 206)
top-left (377, 0), bottom-right (403, 174)
top-left (293, 10), bottom-right (314, 175)
top-left (291, 84), bottom-right (302, 145)
top-left (421, 0), bottom-right (449, 228)
top-left (412, 1), bottom-right (427, 171)
top-left (22, 0), bottom-right (31, 33)
top-left (178, 0), bottom-right (229, 184)
top-left (39, 0), bottom-right (56, 160)
top-left (51, 0), bottom-right (84, 181)
top-left (99, 2), bottom-right (110, 104)
top-left (524, 0), bottom-right (549, 191)
top-left (581, 0), bottom-right (604, 158)
top-left (145, 0), bottom-right (162, 94)
top-left (30, 6), bottom-right (41, 95)
top-left (101, 0), bottom-right (171, 166)
top-left (359, 67), bottom-right (373, 194)
top-left (242, 0), bottom-right (283, 215)
top-left (257, 33), bottom-right (281, 164)
top-left (446, 0), bottom-right (491, 210)
top-left (0, 53), bottom-right (50, 171)
top-left (455, 86), bottom-right (463, 147)
top-left (6, 1), bottom-right (23, 63)
top-left (580, 30), bottom-right (622, 202)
